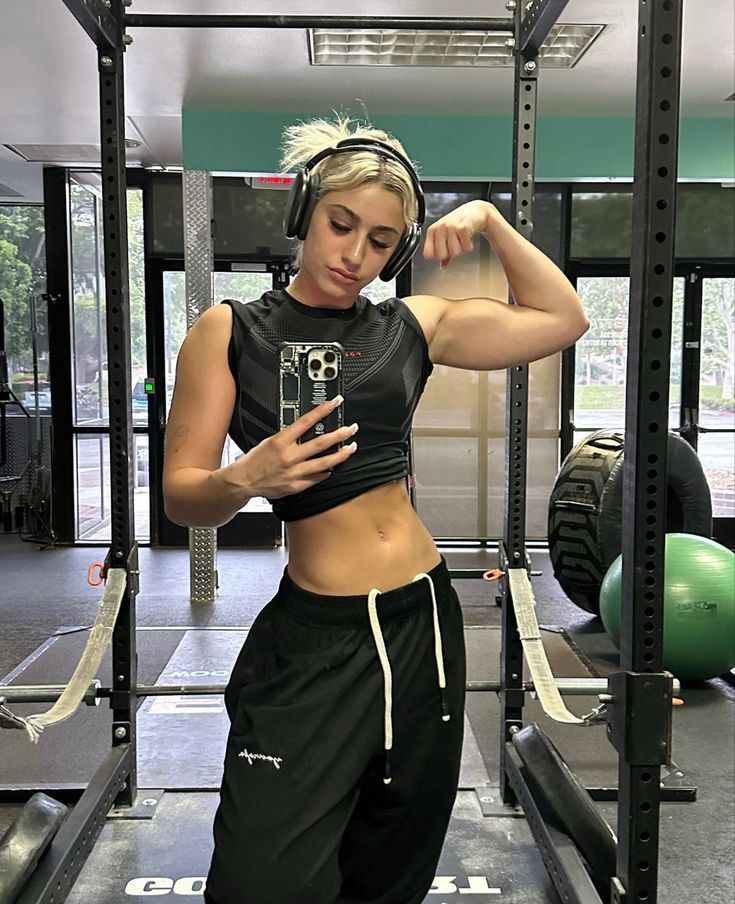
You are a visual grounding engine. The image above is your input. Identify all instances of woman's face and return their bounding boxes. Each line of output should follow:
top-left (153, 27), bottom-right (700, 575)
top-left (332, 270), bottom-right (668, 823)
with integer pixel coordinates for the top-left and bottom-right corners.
top-left (301, 183), bottom-right (406, 298)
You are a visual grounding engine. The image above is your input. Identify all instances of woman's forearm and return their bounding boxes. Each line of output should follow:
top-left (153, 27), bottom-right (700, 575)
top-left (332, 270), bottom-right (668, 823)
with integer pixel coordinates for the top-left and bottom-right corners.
top-left (163, 464), bottom-right (253, 528)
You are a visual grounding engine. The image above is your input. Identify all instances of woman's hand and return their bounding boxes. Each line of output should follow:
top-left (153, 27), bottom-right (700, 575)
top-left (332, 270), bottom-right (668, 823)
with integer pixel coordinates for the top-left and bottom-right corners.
top-left (219, 397), bottom-right (359, 500)
top-left (423, 200), bottom-right (494, 270)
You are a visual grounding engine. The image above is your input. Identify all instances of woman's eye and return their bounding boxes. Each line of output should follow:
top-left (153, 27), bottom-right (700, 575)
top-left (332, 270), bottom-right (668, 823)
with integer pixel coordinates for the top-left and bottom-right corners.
top-left (331, 221), bottom-right (350, 233)
top-left (371, 240), bottom-right (390, 250)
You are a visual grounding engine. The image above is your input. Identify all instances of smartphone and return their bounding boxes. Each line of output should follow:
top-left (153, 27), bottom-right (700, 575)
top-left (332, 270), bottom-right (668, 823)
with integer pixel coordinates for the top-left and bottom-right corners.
top-left (278, 342), bottom-right (344, 456)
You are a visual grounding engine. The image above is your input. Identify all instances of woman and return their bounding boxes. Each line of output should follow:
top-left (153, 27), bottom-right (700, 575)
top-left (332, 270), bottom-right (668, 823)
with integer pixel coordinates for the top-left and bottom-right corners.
top-left (163, 116), bottom-right (589, 904)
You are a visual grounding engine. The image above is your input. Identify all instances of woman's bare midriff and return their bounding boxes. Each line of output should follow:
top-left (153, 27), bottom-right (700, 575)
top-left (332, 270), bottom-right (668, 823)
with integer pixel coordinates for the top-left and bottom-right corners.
top-left (284, 478), bottom-right (441, 596)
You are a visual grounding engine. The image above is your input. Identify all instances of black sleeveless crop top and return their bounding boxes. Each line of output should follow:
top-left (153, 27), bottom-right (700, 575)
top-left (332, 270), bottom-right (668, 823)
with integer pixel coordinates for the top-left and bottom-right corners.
top-left (221, 289), bottom-right (434, 522)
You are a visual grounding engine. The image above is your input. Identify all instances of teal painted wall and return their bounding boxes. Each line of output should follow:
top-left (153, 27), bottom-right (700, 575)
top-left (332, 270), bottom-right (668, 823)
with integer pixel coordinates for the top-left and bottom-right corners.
top-left (183, 110), bottom-right (735, 180)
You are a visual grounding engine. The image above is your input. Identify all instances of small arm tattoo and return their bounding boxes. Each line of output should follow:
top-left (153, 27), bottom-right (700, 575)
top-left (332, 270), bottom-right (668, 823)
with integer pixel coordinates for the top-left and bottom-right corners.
top-left (168, 425), bottom-right (190, 454)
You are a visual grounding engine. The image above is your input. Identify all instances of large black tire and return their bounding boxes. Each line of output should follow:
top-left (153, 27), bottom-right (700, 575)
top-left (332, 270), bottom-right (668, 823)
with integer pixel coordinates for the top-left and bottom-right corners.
top-left (548, 429), bottom-right (712, 614)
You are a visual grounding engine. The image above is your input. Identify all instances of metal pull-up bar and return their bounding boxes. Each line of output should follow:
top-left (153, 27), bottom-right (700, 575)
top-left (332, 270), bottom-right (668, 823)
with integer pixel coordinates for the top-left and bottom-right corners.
top-left (123, 15), bottom-right (514, 32)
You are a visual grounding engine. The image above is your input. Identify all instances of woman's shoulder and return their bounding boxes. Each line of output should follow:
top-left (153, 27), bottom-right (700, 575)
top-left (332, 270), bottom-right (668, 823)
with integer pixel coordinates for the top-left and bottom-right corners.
top-left (394, 295), bottom-right (442, 347)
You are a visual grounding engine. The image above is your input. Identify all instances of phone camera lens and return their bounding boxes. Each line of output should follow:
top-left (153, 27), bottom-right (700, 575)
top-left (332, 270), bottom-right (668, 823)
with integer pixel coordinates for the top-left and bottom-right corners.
top-left (324, 367), bottom-right (336, 379)
top-left (324, 351), bottom-right (336, 363)
top-left (311, 360), bottom-right (322, 371)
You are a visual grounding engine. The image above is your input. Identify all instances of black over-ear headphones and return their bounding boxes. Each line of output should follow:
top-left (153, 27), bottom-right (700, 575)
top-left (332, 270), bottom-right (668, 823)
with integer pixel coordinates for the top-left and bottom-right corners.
top-left (283, 137), bottom-right (425, 282)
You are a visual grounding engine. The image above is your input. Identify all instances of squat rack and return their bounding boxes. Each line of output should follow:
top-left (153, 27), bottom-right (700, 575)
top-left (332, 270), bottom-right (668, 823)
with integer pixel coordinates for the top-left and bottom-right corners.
top-left (14, 2), bottom-right (681, 902)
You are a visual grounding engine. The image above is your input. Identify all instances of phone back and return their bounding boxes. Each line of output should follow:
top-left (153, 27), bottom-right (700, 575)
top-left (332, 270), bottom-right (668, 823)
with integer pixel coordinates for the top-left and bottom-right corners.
top-left (279, 342), bottom-right (344, 453)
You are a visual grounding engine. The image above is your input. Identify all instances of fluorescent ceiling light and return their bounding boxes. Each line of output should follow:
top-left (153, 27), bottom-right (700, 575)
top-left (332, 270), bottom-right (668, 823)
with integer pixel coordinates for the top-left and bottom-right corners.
top-left (310, 25), bottom-right (604, 68)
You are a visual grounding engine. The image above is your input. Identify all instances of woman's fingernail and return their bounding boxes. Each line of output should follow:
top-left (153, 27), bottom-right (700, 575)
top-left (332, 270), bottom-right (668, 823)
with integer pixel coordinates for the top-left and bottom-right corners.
top-left (331, 394), bottom-right (344, 407)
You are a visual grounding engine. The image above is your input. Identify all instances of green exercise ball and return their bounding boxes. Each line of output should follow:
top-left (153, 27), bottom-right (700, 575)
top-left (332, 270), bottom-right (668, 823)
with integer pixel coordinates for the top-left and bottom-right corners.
top-left (600, 533), bottom-right (735, 681)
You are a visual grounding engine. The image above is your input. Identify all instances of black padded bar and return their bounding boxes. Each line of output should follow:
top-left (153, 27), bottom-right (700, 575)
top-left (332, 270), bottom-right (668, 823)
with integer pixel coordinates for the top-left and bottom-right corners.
top-left (505, 743), bottom-right (604, 904)
top-left (512, 724), bottom-right (616, 898)
top-left (0, 793), bottom-right (67, 904)
top-left (520, 0), bottom-right (571, 55)
top-left (14, 746), bottom-right (131, 904)
top-left (61, 0), bottom-right (118, 47)
top-left (124, 14), bottom-right (513, 31)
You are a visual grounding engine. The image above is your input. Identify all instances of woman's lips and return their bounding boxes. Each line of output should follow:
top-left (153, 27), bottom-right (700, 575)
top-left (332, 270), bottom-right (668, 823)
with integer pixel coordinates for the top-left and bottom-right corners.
top-left (329, 268), bottom-right (359, 284)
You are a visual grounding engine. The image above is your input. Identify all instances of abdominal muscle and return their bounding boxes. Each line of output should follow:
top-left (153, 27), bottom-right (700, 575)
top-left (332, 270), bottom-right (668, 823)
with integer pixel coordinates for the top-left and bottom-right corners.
top-left (284, 478), bottom-right (441, 596)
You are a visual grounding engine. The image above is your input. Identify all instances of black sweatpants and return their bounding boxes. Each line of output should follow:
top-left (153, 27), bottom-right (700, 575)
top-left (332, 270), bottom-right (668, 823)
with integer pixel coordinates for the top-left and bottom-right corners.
top-left (204, 555), bottom-right (466, 904)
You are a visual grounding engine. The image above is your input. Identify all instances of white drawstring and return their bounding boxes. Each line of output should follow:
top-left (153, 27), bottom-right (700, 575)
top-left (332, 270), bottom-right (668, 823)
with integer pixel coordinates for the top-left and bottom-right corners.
top-left (367, 573), bottom-right (450, 786)
top-left (413, 573), bottom-right (451, 725)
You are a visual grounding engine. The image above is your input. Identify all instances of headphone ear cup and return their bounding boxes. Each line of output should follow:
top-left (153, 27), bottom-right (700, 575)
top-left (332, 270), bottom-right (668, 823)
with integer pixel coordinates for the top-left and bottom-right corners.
top-left (297, 173), bottom-right (320, 240)
top-left (380, 223), bottom-right (422, 282)
top-left (283, 170), bottom-right (307, 239)
top-left (284, 171), bottom-right (320, 241)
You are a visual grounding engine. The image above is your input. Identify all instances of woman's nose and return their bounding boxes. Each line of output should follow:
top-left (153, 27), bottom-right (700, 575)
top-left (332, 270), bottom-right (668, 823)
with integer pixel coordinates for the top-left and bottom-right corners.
top-left (343, 233), bottom-right (367, 264)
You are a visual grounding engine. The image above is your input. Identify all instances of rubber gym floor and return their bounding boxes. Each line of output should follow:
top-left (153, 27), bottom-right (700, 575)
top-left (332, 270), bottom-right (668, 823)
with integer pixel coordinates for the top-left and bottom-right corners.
top-left (1, 534), bottom-right (733, 903)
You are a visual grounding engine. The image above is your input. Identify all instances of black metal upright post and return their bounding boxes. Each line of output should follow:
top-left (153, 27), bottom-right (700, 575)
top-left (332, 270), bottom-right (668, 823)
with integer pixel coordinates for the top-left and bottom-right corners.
top-left (609, 2), bottom-right (683, 901)
top-left (497, 0), bottom-right (569, 805)
top-left (95, 3), bottom-right (139, 807)
top-left (497, 0), bottom-right (536, 804)
top-left (43, 167), bottom-right (75, 542)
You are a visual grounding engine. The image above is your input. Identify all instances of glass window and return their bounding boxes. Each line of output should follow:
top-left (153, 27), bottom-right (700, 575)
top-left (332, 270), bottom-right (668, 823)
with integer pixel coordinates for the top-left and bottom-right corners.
top-left (70, 182), bottom-right (107, 426)
top-left (415, 367), bottom-right (481, 430)
top-left (571, 185), bottom-right (735, 259)
top-left (149, 178), bottom-right (184, 255)
top-left (361, 275), bottom-right (397, 303)
top-left (149, 176), bottom-right (295, 258)
top-left (214, 270), bottom-right (275, 305)
top-left (677, 186), bottom-right (735, 259)
top-left (75, 433), bottom-right (110, 540)
top-left (75, 433), bottom-right (149, 541)
top-left (699, 277), bottom-right (734, 518)
top-left (414, 436), bottom-right (479, 536)
top-left (213, 180), bottom-right (293, 257)
top-left (571, 192), bottom-right (632, 258)
top-left (70, 182), bottom-right (145, 427)
top-left (574, 276), bottom-right (684, 431)
top-left (128, 188), bottom-right (147, 427)
top-left (0, 205), bottom-right (47, 415)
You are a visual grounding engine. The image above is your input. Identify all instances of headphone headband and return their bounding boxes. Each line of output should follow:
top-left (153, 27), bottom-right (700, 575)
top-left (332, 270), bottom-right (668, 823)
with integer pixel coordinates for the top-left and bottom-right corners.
top-left (301, 138), bottom-right (425, 224)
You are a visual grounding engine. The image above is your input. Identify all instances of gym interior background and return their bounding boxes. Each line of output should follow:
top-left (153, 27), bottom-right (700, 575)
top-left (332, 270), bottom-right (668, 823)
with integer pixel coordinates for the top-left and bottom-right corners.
top-left (0, 1), bottom-right (733, 903)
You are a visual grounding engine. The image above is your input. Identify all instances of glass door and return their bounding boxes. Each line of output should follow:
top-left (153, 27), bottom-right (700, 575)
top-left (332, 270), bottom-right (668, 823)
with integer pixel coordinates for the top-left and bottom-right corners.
top-left (152, 263), bottom-right (283, 546)
top-left (70, 178), bottom-right (149, 542)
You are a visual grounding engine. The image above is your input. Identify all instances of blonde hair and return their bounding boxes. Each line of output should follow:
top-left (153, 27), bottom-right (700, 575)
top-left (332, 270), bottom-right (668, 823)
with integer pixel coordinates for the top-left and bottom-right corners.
top-left (280, 114), bottom-right (419, 267)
